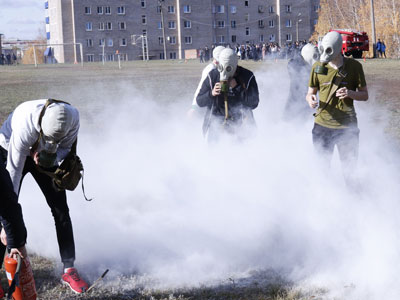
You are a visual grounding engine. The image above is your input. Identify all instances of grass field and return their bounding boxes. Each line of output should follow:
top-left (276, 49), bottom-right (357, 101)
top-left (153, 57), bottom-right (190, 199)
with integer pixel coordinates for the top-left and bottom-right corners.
top-left (0, 58), bottom-right (400, 300)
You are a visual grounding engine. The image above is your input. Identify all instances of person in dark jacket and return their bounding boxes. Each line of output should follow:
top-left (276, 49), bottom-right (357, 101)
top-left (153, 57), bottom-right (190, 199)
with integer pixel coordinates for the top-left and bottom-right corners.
top-left (196, 48), bottom-right (259, 141)
top-left (0, 151), bottom-right (28, 298)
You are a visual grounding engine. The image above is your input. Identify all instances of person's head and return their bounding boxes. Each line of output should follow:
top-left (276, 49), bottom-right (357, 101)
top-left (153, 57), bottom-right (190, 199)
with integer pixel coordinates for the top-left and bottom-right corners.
top-left (301, 43), bottom-right (320, 66)
top-left (217, 48), bottom-right (238, 81)
top-left (212, 45), bottom-right (225, 65)
top-left (319, 31), bottom-right (343, 63)
top-left (39, 103), bottom-right (74, 167)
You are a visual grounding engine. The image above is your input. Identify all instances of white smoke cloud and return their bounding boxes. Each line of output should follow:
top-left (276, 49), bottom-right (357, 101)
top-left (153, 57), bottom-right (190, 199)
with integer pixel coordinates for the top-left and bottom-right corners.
top-left (18, 61), bottom-right (400, 299)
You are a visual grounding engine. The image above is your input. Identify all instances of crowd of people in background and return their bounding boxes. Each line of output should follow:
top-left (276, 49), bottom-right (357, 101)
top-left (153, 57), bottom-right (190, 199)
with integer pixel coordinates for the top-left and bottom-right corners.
top-left (198, 41), bottom-right (311, 63)
top-left (0, 53), bottom-right (17, 65)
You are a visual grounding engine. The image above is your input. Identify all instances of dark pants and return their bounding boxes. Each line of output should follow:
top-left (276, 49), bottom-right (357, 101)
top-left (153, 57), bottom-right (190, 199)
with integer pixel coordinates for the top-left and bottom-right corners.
top-left (312, 123), bottom-right (359, 183)
top-left (0, 147), bottom-right (75, 267)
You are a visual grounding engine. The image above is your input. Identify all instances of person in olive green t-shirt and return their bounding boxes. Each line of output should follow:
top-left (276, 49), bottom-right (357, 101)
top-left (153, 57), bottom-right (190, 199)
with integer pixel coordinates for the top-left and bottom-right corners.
top-left (306, 31), bottom-right (368, 184)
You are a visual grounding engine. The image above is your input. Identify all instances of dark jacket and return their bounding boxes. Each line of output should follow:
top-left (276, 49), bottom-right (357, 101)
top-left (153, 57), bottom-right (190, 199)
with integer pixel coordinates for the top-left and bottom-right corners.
top-left (196, 66), bottom-right (259, 124)
top-left (0, 150), bottom-right (27, 249)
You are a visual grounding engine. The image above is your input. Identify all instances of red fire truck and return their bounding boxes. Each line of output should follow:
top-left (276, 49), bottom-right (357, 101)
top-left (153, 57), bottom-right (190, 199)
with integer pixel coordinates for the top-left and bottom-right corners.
top-left (329, 29), bottom-right (369, 58)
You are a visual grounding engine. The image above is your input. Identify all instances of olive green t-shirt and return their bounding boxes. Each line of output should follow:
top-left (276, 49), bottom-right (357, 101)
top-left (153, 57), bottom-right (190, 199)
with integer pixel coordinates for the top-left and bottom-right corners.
top-left (309, 58), bottom-right (367, 128)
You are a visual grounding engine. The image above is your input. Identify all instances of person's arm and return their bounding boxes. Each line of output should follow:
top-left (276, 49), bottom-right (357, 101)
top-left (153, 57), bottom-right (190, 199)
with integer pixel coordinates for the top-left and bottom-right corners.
top-left (196, 74), bottom-right (214, 107)
top-left (336, 85), bottom-right (368, 101)
top-left (0, 163), bottom-right (27, 252)
top-left (240, 75), bottom-right (259, 109)
top-left (306, 87), bottom-right (319, 108)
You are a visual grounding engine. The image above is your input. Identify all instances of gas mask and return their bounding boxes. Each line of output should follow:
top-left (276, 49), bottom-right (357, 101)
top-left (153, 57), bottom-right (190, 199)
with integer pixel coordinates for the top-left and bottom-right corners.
top-left (301, 43), bottom-right (319, 66)
top-left (218, 48), bottom-right (238, 81)
top-left (217, 48), bottom-right (238, 93)
top-left (39, 103), bottom-right (72, 168)
top-left (212, 45), bottom-right (225, 64)
top-left (39, 137), bottom-right (59, 168)
top-left (316, 31), bottom-right (343, 74)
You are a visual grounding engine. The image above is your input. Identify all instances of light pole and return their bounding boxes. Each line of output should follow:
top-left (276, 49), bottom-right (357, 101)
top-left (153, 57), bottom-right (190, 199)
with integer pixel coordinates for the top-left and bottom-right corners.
top-left (370, 0), bottom-right (377, 58)
top-left (296, 19), bottom-right (302, 42)
top-left (0, 33), bottom-right (3, 57)
top-left (296, 13), bottom-right (302, 42)
top-left (158, 0), bottom-right (167, 60)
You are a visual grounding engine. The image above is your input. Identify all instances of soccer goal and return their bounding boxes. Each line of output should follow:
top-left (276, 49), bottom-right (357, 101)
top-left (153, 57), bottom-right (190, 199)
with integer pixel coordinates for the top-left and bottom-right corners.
top-left (31, 43), bottom-right (84, 67)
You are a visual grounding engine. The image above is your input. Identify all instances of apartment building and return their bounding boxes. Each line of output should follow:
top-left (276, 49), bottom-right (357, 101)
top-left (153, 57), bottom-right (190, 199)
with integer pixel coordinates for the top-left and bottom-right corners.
top-left (45, 0), bottom-right (320, 63)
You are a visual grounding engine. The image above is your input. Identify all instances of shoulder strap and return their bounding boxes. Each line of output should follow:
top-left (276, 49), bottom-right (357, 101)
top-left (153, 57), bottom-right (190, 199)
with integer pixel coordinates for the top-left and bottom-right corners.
top-left (314, 59), bottom-right (348, 118)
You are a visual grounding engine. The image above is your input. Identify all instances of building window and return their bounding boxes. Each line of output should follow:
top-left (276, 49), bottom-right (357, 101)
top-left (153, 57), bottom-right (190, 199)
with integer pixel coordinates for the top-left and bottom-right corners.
top-left (160, 52), bottom-right (165, 59)
top-left (158, 37), bottom-right (164, 44)
top-left (86, 39), bottom-right (93, 47)
top-left (168, 21), bottom-right (176, 29)
top-left (217, 5), bottom-right (224, 13)
top-left (314, 5), bottom-right (320, 12)
top-left (286, 19), bottom-right (292, 27)
top-left (231, 20), bottom-right (236, 28)
top-left (141, 0), bottom-right (146, 8)
top-left (184, 36), bottom-right (192, 44)
top-left (218, 20), bottom-right (225, 28)
top-left (245, 0), bottom-right (249, 7)
top-left (85, 6), bottom-right (91, 14)
top-left (169, 36), bottom-right (176, 44)
top-left (105, 6), bottom-right (111, 14)
top-left (87, 54), bottom-right (94, 62)
top-left (106, 22), bottom-right (112, 30)
top-left (119, 22), bottom-right (126, 30)
top-left (258, 20), bottom-right (264, 28)
top-left (107, 54), bottom-right (114, 61)
top-left (285, 5), bottom-right (291, 13)
top-left (99, 38), bottom-right (105, 46)
top-left (245, 13), bottom-right (250, 22)
top-left (98, 22), bottom-right (105, 31)
top-left (269, 20), bottom-right (274, 27)
top-left (108, 38), bottom-right (113, 47)
top-left (269, 34), bottom-right (275, 41)
top-left (259, 35), bottom-right (264, 42)
top-left (142, 15), bottom-right (147, 24)
top-left (170, 52), bottom-right (176, 59)
top-left (85, 22), bottom-right (92, 31)
top-left (258, 5), bottom-right (265, 13)
top-left (218, 35), bottom-right (225, 43)
top-left (245, 27), bottom-right (250, 35)
top-left (157, 5), bottom-right (161, 13)
top-left (120, 38), bottom-right (127, 46)
top-left (117, 6), bottom-right (125, 15)
top-left (231, 6), bottom-right (237, 13)
top-left (286, 34), bottom-right (292, 41)
top-left (269, 6), bottom-right (274, 13)
top-left (232, 35), bottom-right (237, 43)
top-left (143, 29), bottom-right (147, 36)
top-left (184, 20), bottom-right (191, 28)
top-left (183, 5), bottom-right (191, 13)
top-left (97, 6), bottom-right (103, 14)
top-left (168, 6), bottom-right (175, 13)
top-left (158, 22), bottom-right (163, 29)
top-left (314, 19), bottom-right (318, 25)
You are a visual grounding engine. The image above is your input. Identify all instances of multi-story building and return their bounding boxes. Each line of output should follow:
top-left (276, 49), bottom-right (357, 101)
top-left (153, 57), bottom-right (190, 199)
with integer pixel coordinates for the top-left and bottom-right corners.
top-left (45, 0), bottom-right (320, 63)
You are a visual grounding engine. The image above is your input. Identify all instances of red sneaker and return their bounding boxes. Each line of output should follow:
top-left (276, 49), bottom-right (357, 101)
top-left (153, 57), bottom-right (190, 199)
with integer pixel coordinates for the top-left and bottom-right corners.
top-left (62, 268), bottom-right (88, 293)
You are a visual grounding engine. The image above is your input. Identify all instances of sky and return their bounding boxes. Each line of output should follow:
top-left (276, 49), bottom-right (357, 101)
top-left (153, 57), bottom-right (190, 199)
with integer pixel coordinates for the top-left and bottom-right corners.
top-left (0, 0), bottom-right (45, 39)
